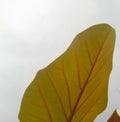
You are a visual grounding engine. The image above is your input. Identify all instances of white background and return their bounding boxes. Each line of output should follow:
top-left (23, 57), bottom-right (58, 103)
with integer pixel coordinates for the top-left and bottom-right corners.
top-left (0, 0), bottom-right (120, 121)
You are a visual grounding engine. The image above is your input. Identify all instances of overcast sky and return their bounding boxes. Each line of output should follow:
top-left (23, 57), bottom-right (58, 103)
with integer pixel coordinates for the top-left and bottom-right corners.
top-left (0, 0), bottom-right (120, 122)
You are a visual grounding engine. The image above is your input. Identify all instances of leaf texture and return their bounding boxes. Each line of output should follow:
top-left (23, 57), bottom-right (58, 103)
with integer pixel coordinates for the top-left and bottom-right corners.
top-left (18, 24), bottom-right (115, 122)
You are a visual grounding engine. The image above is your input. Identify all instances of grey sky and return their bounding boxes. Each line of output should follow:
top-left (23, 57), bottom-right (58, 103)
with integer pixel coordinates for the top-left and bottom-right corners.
top-left (0, 0), bottom-right (120, 122)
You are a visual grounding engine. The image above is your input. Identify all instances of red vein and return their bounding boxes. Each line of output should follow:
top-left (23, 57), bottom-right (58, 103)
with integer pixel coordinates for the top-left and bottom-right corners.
top-left (97, 39), bottom-right (102, 49)
top-left (85, 39), bottom-right (93, 66)
top-left (89, 62), bottom-right (105, 82)
top-left (75, 52), bottom-right (82, 90)
top-left (46, 70), bottom-right (68, 121)
top-left (37, 83), bottom-right (53, 122)
top-left (89, 48), bottom-right (113, 83)
top-left (69, 30), bottom-right (111, 121)
top-left (79, 94), bottom-right (102, 122)
top-left (76, 75), bottom-right (108, 116)
top-left (62, 59), bottom-right (72, 113)
top-left (75, 78), bottom-right (102, 114)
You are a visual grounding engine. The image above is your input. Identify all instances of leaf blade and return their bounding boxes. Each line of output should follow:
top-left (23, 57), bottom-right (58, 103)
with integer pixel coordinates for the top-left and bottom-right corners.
top-left (19, 24), bottom-right (115, 122)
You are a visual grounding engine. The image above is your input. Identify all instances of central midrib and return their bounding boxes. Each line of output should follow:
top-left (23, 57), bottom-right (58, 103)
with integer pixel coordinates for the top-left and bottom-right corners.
top-left (68, 30), bottom-right (111, 122)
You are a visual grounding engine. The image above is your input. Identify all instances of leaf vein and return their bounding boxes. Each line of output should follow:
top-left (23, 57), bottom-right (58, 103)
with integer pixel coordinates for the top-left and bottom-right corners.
top-left (46, 69), bottom-right (68, 121)
top-left (37, 82), bottom-right (53, 122)
top-left (75, 52), bottom-right (82, 90)
top-left (62, 59), bottom-right (72, 113)
top-left (69, 30), bottom-right (111, 121)
top-left (75, 77), bottom-right (102, 114)
top-left (79, 95), bottom-right (102, 122)
top-left (85, 39), bottom-right (93, 66)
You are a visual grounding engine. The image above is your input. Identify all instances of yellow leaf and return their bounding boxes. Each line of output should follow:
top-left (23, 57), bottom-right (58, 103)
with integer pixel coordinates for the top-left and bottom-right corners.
top-left (18, 24), bottom-right (115, 122)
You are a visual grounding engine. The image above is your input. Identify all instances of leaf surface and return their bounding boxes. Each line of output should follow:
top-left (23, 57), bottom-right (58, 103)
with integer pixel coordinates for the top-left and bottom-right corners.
top-left (19, 24), bottom-right (115, 122)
